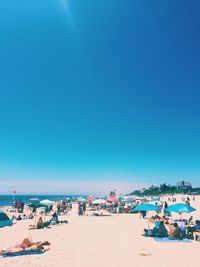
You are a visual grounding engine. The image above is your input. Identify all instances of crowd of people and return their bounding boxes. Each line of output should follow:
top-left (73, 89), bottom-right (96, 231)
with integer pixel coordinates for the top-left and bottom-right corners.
top-left (8, 195), bottom-right (200, 242)
top-left (56, 200), bottom-right (72, 214)
top-left (14, 200), bottom-right (25, 213)
top-left (78, 202), bottom-right (86, 215)
top-left (145, 212), bottom-right (200, 241)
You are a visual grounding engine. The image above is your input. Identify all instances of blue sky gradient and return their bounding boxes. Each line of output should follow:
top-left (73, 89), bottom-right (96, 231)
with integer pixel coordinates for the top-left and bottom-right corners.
top-left (0, 1), bottom-right (200, 193)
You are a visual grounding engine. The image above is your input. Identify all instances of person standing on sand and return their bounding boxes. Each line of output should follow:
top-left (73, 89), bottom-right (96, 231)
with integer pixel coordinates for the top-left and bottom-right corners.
top-left (57, 203), bottom-right (61, 214)
top-left (78, 203), bottom-right (82, 215)
top-left (21, 201), bottom-right (25, 213)
top-left (83, 203), bottom-right (86, 215)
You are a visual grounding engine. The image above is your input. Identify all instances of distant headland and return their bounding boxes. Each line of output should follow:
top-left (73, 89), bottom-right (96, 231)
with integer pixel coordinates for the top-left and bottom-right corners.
top-left (130, 181), bottom-right (200, 196)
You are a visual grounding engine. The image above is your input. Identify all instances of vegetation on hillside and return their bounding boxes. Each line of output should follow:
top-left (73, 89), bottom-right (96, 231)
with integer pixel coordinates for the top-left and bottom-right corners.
top-left (130, 183), bottom-right (200, 196)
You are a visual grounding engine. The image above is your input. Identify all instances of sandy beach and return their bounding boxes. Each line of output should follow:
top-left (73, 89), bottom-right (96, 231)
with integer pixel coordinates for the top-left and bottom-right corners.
top-left (0, 195), bottom-right (200, 267)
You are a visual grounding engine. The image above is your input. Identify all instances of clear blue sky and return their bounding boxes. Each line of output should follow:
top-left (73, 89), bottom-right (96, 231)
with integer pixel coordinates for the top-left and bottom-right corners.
top-left (0, 1), bottom-right (200, 194)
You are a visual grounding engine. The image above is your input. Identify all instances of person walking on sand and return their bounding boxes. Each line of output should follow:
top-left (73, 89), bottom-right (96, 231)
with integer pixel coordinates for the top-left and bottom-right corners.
top-left (83, 203), bottom-right (86, 215)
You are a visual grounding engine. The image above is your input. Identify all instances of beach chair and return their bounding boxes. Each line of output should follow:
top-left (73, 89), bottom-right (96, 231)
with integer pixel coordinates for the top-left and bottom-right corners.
top-left (187, 216), bottom-right (193, 225)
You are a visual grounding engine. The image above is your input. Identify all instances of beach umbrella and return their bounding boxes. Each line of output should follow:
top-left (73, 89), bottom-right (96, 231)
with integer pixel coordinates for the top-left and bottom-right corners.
top-left (92, 199), bottom-right (107, 205)
top-left (27, 203), bottom-right (47, 208)
top-left (165, 203), bottom-right (196, 221)
top-left (134, 203), bottom-right (161, 212)
top-left (40, 199), bottom-right (55, 205)
top-left (124, 197), bottom-right (135, 203)
top-left (106, 197), bottom-right (120, 203)
top-left (29, 198), bottom-right (40, 202)
top-left (134, 204), bottom-right (161, 230)
top-left (87, 196), bottom-right (94, 202)
top-left (165, 203), bottom-right (196, 213)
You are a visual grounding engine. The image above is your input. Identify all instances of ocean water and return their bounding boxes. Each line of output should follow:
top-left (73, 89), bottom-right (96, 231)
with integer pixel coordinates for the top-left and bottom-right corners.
top-left (0, 195), bottom-right (87, 207)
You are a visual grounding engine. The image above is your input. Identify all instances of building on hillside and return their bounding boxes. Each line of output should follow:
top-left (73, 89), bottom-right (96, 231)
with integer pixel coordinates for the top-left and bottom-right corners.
top-left (176, 181), bottom-right (192, 190)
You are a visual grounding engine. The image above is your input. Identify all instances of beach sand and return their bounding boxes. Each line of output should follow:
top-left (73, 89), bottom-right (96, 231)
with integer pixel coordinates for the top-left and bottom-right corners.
top-left (0, 195), bottom-right (200, 267)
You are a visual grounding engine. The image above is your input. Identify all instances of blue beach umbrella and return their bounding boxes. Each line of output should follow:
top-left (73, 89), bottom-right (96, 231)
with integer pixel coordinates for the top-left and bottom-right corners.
top-left (165, 203), bottom-right (196, 221)
top-left (133, 203), bottom-right (161, 230)
top-left (165, 203), bottom-right (196, 213)
top-left (124, 198), bottom-right (135, 203)
top-left (134, 203), bottom-right (161, 212)
top-left (134, 204), bottom-right (161, 230)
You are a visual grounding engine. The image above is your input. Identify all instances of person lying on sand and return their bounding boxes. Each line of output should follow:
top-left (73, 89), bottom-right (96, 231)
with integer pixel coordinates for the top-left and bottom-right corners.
top-left (93, 212), bottom-right (111, 216)
top-left (0, 238), bottom-right (50, 255)
top-left (15, 238), bottom-right (50, 250)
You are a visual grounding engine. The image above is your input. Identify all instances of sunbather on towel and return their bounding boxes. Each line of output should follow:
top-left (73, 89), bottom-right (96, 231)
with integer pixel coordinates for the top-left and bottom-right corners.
top-left (0, 238), bottom-right (50, 255)
top-left (15, 238), bottom-right (50, 250)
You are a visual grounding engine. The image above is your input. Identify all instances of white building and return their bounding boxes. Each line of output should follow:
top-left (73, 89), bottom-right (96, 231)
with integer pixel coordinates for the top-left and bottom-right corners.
top-left (176, 181), bottom-right (192, 189)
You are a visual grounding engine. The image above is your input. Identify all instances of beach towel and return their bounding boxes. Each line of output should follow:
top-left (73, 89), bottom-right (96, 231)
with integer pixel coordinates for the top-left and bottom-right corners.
top-left (1, 250), bottom-right (45, 257)
top-left (154, 237), bottom-right (192, 243)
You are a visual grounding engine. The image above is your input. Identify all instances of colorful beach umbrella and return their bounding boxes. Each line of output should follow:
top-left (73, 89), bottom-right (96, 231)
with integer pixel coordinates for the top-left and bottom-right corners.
top-left (87, 196), bottom-right (94, 202)
top-left (106, 197), bottom-right (120, 203)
